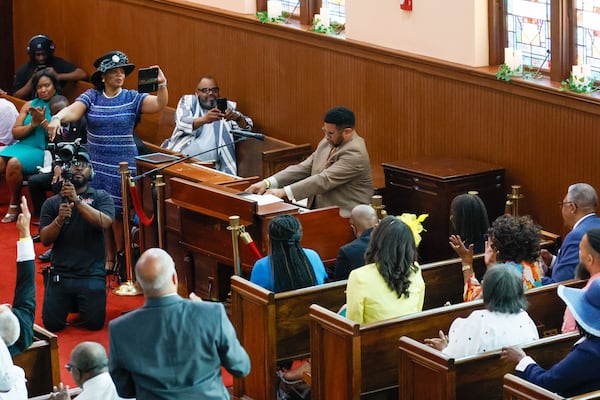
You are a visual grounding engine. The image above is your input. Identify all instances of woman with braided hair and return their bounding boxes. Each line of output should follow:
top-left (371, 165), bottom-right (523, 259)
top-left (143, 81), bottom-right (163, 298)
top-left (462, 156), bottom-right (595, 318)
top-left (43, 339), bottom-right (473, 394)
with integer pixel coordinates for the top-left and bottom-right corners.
top-left (250, 214), bottom-right (327, 293)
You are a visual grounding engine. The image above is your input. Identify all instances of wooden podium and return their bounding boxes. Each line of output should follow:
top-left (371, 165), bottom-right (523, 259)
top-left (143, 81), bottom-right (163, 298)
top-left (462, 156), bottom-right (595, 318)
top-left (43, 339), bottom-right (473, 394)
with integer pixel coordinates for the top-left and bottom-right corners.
top-left (136, 158), bottom-right (354, 300)
top-left (382, 157), bottom-right (506, 263)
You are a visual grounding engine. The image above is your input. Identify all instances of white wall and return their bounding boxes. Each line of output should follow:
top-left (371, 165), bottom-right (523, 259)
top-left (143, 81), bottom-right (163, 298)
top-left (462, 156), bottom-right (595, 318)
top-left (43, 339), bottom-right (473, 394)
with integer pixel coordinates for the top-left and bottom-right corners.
top-left (185, 0), bottom-right (256, 14)
top-left (345, 0), bottom-right (489, 67)
top-left (183, 0), bottom-right (489, 66)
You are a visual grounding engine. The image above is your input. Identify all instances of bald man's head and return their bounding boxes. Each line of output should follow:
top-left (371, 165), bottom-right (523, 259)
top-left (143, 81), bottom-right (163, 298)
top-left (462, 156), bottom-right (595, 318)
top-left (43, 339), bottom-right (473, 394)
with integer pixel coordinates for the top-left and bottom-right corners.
top-left (135, 248), bottom-right (178, 298)
top-left (350, 204), bottom-right (378, 238)
top-left (69, 341), bottom-right (108, 385)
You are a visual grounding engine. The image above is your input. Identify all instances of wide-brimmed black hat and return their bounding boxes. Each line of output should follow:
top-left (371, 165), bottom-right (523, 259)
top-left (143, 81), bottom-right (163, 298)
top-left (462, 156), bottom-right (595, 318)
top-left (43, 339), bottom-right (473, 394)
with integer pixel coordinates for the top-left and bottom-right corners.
top-left (91, 51), bottom-right (135, 88)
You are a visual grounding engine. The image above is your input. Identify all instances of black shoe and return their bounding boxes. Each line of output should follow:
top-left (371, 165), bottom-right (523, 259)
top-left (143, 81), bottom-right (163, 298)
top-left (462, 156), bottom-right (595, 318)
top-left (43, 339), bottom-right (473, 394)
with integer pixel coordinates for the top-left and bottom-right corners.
top-left (38, 248), bottom-right (53, 262)
top-left (32, 234), bottom-right (41, 243)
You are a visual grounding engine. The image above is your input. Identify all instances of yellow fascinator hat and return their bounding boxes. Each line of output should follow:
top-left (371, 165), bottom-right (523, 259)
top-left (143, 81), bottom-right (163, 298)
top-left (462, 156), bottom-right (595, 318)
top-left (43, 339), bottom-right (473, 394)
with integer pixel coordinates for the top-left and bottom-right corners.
top-left (397, 213), bottom-right (428, 247)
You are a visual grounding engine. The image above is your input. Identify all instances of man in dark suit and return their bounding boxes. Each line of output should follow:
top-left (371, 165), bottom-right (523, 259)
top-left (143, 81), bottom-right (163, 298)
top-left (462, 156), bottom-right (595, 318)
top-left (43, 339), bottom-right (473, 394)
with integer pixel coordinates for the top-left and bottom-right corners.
top-left (109, 248), bottom-right (251, 399)
top-left (501, 279), bottom-right (600, 397)
top-left (329, 204), bottom-right (378, 281)
top-left (0, 196), bottom-right (35, 356)
top-left (245, 106), bottom-right (373, 217)
top-left (541, 183), bottom-right (600, 282)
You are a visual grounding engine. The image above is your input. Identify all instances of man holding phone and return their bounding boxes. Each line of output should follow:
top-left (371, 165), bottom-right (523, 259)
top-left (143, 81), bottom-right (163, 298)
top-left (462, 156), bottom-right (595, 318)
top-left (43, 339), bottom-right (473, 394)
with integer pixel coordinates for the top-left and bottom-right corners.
top-left (162, 75), bottom-right (252, 175)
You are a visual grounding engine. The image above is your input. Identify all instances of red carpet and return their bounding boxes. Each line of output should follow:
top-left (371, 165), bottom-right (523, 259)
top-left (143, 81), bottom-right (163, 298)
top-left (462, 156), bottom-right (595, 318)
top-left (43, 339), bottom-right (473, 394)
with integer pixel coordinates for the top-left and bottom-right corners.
top-left (0, 188), bottom-right (233, 391)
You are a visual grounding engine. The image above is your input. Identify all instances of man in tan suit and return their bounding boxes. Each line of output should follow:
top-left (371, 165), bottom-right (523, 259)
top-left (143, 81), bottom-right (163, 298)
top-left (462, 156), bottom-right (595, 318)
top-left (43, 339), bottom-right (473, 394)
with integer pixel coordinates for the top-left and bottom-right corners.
top-left (246, 106), bottom-right (373, 217)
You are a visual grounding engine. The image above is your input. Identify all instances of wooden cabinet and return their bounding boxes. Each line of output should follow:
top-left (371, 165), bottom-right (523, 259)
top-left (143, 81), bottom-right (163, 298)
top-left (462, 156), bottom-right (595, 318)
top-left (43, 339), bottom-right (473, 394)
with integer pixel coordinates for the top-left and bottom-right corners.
top-left (382, 158), bottom-right (505, 263)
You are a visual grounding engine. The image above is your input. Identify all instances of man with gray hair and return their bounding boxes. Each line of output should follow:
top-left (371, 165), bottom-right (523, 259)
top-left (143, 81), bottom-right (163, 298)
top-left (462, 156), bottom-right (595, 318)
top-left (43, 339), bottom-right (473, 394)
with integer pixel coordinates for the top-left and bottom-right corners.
top-left (542, 183), bottom-right (600, 282)
top-left (1, 196), bottom-right (35, 356)
top-left (330, 204), bottom-right (378, 280)
top-left (109, 248), bottom-right (250, 399)
top-left (51, 341), bottom-right (126, 400)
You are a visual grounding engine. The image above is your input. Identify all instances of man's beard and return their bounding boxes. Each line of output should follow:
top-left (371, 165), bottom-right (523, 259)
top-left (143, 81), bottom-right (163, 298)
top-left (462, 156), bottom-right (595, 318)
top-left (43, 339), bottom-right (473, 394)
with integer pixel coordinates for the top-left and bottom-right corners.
top-left (72, 175), bottom-right (89, 188)
top-left (199, 97), bottom-right (216, 110)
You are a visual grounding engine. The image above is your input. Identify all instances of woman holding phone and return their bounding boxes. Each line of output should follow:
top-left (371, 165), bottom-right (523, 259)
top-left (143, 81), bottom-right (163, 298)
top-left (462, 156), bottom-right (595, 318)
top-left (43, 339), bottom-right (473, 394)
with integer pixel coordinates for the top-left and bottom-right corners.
top-left (46, 50), bottom-right (168, 273)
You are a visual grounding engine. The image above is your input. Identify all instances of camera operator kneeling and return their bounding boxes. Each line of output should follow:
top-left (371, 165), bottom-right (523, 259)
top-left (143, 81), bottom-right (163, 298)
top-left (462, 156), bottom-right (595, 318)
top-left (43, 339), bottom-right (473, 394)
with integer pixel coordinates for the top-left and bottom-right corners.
top-left (39, 151), bottom-right (115, 332)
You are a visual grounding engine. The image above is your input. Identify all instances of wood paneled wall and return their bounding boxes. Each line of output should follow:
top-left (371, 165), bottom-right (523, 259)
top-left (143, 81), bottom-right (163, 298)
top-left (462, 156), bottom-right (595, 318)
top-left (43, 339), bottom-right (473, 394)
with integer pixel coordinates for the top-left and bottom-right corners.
top-left (11, 0), bottom-right (600, 235)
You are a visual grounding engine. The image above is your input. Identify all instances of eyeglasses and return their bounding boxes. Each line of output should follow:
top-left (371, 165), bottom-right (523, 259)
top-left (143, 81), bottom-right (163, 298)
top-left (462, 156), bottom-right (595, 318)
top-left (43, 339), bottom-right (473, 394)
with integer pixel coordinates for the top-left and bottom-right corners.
top-left (322, 127), bottom-right (337, 136)
top-left (196, 87), bottom-right (219, 94)
top-left (65, 362), bottom-right (106, 373)
top-left (557, 201), bottom-right (576, 208)
top-left (72, 160), bottom-right (90, 168)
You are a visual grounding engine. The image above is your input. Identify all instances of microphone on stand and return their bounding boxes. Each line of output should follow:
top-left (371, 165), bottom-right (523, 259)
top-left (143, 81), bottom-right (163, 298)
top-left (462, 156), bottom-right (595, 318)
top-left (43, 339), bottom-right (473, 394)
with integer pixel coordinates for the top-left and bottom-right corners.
top-left (533, 49), bottom-right (551, 79)
top-left (131, 137), bottom-right (248, 183)
top-left (230, 129), bottom-right (265, 141)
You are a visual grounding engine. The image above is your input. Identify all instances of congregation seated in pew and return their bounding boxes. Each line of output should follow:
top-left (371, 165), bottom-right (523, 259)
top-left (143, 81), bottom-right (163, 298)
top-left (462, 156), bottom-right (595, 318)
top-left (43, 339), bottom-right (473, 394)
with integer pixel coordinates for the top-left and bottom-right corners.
top-left (250, 214), bottom-right (327, 292)
top-left (542, 183), bottom-right (600, 283)
top-left (345, 214), bottom-right (426, 324)
top-left (449, 192), bottom-right (490, 254)
top-left (501, 280), bottom-right (600, 398)
top-left (327, 204), bottom-right (378, 281)
top-left (451, 214), bottom-right (546, 302)
top-left (562, 228), bottom-right (600, 333)
top-left (424, 263), bottom-right (539, 358)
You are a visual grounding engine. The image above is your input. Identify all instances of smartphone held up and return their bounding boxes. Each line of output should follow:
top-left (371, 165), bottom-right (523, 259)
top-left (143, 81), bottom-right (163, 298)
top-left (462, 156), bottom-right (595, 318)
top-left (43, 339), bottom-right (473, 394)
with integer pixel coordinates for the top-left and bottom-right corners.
top-left (138, 67), bottom-right (159, 93)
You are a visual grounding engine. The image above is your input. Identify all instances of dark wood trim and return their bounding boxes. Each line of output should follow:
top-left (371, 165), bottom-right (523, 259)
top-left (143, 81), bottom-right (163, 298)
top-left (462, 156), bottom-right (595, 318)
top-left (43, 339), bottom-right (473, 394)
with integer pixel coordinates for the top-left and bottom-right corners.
top-left (551, 0), bottom-right (574, 82)
top-left (487, 0), bottom-right (505, 66)
top-left (256, 0), bottom-right (266, 12)
top-left (0, 0), bottom-right (14, 92)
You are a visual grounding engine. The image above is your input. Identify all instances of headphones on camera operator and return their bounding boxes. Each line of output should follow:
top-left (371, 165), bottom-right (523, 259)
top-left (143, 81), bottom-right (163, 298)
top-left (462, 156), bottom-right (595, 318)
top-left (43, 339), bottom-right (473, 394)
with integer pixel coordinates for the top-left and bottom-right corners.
top-left (26, 34), bottom-right (55, 56)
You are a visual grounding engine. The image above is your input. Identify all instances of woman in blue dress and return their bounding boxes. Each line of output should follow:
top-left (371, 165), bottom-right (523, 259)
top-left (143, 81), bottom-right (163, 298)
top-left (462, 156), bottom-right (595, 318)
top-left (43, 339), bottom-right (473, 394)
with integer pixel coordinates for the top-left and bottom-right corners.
top-left (0, 70), bottom-right (58, 222)
top-left (47, 51), bottom-right (168, 269)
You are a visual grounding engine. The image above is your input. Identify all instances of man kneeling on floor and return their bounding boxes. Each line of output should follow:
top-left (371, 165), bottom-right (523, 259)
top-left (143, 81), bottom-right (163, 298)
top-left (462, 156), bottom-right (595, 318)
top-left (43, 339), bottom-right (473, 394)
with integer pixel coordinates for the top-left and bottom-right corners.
top-left (40, 150), bottom-right (115, 332)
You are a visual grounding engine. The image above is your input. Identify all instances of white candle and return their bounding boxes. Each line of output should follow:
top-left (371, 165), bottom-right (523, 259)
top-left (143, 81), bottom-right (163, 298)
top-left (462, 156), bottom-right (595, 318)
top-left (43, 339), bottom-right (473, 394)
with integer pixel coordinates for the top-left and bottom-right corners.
top-left (320, 7), bottom-right (330, 27)
top-left (512, 50), bottom-right (522, 70)
top-left (313, 13), bottom-right (321, 25)
top-left (504, 48), bottom-right (514, 69)
top-left (267, 0), bottom-right (282, 19)
top-left (572, 65), bottom-right (583, 79)
top-left (582, 64), bottom-right (592, 79)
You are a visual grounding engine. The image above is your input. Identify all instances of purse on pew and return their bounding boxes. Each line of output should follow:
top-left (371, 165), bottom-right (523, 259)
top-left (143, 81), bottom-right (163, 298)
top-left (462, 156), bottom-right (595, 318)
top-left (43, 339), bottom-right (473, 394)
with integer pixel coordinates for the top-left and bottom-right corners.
top-left (276, 361), bottom-right (311, 400)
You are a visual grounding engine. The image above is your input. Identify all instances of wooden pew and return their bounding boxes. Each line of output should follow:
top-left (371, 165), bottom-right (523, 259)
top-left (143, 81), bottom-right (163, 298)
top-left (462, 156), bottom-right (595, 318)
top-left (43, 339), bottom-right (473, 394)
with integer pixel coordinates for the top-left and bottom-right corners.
top-left (502, 374), bottom-right (600, 400)
top-left (230, 276), bottom-right (348, 400)
top-left (28, 387), bottom-right (83, 400)
top-left (398, 332), bottom-right (580, 400)
top-left (309, 279), bottom-right (585, 400)
top-left (1, 92), bottom-right (27, 111)
top-left (13, 324), bottom-right (60, 397)
top-left (230, 253), bottom-right (484, 400)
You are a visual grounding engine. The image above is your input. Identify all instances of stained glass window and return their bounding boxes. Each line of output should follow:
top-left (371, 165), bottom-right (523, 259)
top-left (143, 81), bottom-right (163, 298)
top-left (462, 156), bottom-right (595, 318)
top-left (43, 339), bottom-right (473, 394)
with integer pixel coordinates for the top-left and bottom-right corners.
top-left (576, 0), bottom-right (600, 81)
top-left (327, 0), bottom-right (346, 24)
top-left (281, 0), bottom-right (300, 18)
top-left (505, 0), bottom-right (552, 70)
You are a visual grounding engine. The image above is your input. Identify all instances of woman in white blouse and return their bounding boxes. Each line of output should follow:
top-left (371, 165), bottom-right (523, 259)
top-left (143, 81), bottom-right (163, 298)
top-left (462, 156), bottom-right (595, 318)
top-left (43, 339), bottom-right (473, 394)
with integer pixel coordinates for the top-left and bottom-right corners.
top-left (425, 263), bottom-right (539, 358)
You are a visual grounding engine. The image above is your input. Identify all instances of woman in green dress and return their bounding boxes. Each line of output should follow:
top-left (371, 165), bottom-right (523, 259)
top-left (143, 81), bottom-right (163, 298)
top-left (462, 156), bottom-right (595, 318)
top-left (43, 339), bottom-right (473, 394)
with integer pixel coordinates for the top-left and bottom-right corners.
top-left (0, 69), bottom-right (58, 222)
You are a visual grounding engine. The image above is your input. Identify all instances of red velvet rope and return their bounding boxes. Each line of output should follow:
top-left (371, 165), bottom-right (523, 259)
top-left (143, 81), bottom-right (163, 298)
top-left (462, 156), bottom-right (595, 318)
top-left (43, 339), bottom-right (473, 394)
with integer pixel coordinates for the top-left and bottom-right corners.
top-left (129, 183), bottom-right (155, 226)
top-left (246, 240), bottom-right (262, 260)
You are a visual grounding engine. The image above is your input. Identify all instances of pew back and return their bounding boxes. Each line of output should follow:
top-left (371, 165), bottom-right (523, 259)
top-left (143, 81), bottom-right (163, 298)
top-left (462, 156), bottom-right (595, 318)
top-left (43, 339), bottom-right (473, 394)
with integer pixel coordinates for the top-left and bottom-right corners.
top-left (231, 276), bottom-right (347, 400)
top-left (399, 333), bottom-right (579, 400)
top-left (13, 324), bottom-right (60, 397)
top-left (502, 374), bottom-right (600, 400)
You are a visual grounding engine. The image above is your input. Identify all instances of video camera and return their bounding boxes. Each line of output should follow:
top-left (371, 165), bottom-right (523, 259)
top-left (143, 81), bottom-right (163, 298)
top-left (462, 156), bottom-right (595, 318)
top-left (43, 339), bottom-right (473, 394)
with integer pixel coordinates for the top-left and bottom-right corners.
top-left (50, 138), bottom-right (84, 181)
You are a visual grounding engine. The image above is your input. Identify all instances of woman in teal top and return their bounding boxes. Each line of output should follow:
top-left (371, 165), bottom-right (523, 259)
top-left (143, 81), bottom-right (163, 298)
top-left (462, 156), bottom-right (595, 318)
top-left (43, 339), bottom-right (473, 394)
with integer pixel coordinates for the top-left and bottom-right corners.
top-left (0, 70), bottom-right (57, 222)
